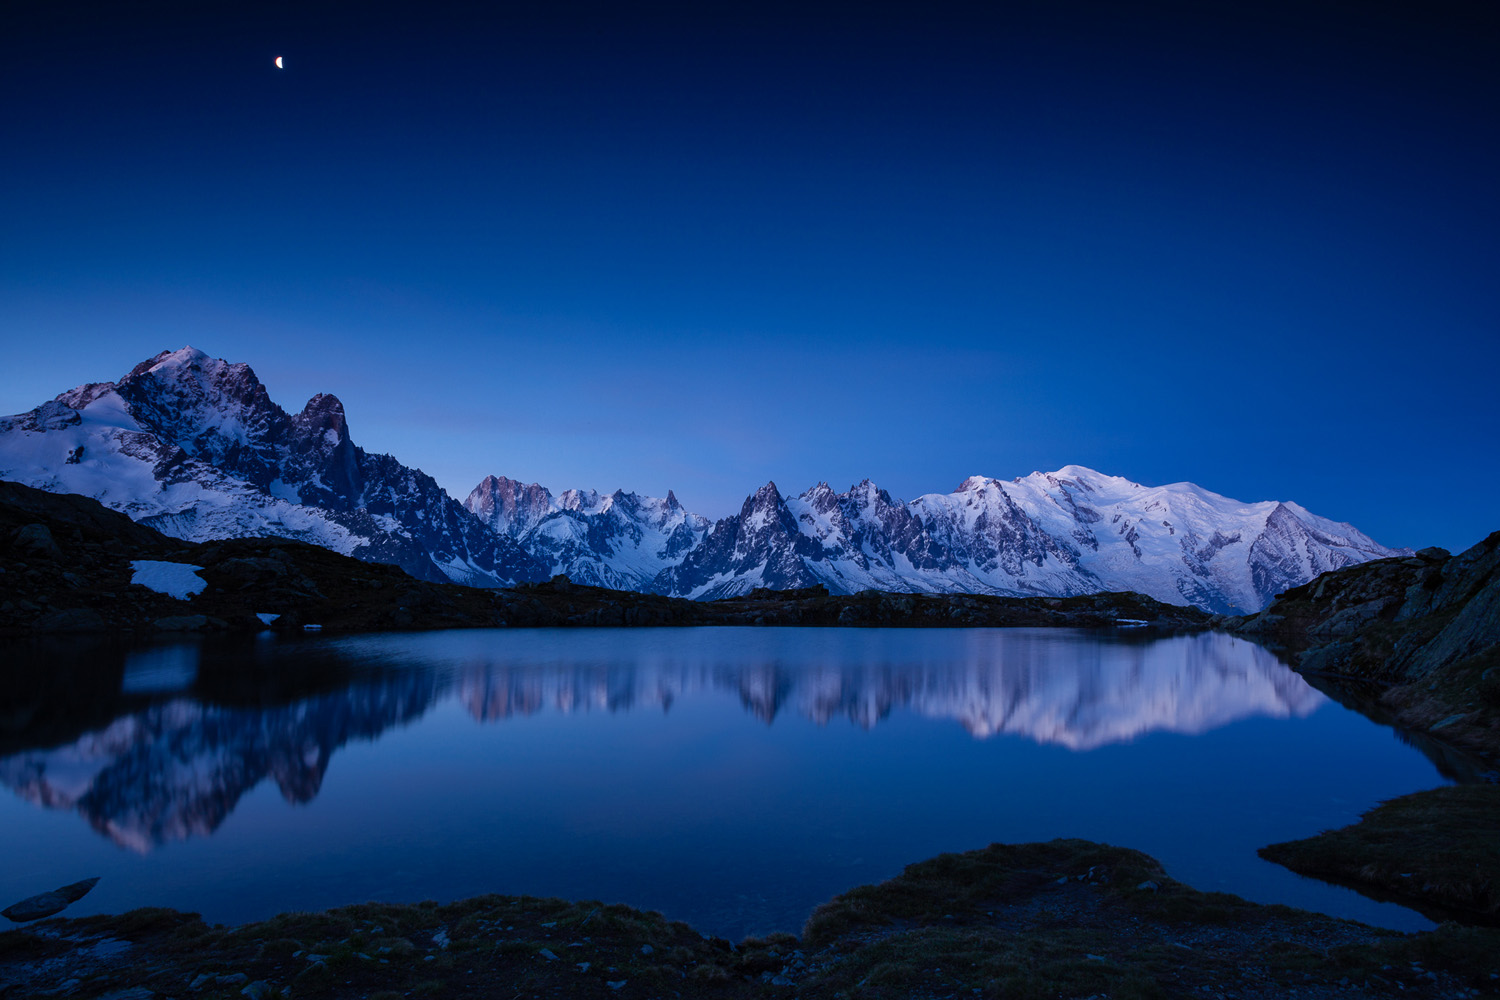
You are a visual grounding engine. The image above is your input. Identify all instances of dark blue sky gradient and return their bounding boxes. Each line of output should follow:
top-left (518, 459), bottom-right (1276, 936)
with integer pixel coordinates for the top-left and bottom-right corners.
top-left (2, 1), bottom-right (1496, 550)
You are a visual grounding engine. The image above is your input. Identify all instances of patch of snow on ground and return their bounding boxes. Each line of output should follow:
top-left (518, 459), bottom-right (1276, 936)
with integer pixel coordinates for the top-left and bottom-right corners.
top-left (130, 560), bottom-right (206, 600)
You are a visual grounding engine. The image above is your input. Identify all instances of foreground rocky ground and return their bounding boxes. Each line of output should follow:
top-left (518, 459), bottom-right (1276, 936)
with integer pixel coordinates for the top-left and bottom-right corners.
top-left (0, 480), bottom-right (1208, 635)
top-left (4, 840), bottom-right (1498, 1000)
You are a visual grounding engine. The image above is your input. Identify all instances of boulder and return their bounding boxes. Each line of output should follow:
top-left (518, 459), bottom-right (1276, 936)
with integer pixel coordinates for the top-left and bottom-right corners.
top-left (215, 557), bottom-right (290, 586)
top-left (13, 523), bottom-right (62, 559)
top-left (2, 876), bottom-right (100, 921)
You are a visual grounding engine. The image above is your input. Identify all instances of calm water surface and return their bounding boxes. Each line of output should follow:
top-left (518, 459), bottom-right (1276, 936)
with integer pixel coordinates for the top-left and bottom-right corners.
top-left (0, 627), bottom-right (1460, 939)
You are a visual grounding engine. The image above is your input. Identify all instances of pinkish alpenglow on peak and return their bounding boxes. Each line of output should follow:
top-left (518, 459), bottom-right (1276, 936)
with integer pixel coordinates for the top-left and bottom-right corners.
top-left (0, 348), bottom-right (1407, 611)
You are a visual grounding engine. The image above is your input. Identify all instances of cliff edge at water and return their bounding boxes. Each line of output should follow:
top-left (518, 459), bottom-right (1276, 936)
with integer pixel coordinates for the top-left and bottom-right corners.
top-left (1225, 531), bottom-right (1500, 761)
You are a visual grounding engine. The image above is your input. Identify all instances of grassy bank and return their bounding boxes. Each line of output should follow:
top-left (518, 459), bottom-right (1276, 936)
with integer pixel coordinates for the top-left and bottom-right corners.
top-left (1261, 785), bottom-right (1500, 926)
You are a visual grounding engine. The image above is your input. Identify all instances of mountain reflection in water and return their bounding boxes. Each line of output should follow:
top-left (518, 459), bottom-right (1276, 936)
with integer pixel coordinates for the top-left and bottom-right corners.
top-left (455, 631), bottom-right (1321, 745)
top-left (1, 629), bottom-right (1318, 853)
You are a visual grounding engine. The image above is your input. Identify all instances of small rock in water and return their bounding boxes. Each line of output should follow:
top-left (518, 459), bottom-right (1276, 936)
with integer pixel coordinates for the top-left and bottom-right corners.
top-left (2, 876), bottom-right (102, 921)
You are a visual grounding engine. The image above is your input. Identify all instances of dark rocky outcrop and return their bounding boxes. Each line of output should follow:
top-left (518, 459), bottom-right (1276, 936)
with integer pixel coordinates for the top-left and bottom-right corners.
top-left (1225, 531), bottom-right (1500, 759)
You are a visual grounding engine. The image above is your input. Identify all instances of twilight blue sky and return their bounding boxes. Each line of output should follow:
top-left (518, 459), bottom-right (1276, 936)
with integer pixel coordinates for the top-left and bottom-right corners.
top-left (2, 1), bottom-right (1496, 552)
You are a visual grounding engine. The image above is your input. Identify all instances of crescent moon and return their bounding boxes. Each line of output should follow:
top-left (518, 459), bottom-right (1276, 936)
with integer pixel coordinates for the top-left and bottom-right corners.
top-left (274, 56), bottom-right (284, 69)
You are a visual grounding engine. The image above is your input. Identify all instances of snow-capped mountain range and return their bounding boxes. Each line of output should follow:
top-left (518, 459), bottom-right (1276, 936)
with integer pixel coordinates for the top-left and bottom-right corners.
top-left (0, 347), bottom-right (1406, 611)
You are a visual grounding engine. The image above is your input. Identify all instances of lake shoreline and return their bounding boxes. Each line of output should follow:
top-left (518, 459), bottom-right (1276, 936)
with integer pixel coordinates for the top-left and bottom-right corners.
top-left (5, 837), bottom-right (1498, 999)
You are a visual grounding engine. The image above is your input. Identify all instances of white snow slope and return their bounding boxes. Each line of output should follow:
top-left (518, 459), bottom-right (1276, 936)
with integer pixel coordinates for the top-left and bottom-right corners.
top-left (129, 560), bottom-right (207, 600)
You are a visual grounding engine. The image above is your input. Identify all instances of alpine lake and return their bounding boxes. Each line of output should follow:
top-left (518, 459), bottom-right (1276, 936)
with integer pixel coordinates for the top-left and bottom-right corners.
top-left (0, 625), bottom-right (1477, 942)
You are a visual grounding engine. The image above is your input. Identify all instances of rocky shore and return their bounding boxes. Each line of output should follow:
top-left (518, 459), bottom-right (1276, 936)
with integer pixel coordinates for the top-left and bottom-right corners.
top-left (1261, 785), bottom-right (1500, 927)
top-left (1215, 534), bottom-right (1500, 946)
top-left (4, 839), bottom-right (1498, 1000)
top-left (1223, 532), bottom-right (1500, 762)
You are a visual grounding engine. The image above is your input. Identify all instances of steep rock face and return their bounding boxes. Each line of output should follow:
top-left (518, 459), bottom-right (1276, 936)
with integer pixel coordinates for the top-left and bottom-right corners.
top-left (0, 348), bottom-right (545, 586)
top-left (1232, 532), bottom-right (1500, 678)
top-left (654, 482), bottom-right (824, 598)
top-left (1228, 531), bottom-right (1500, 756)
top-left (466, 476), bottom-right (557, 538)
